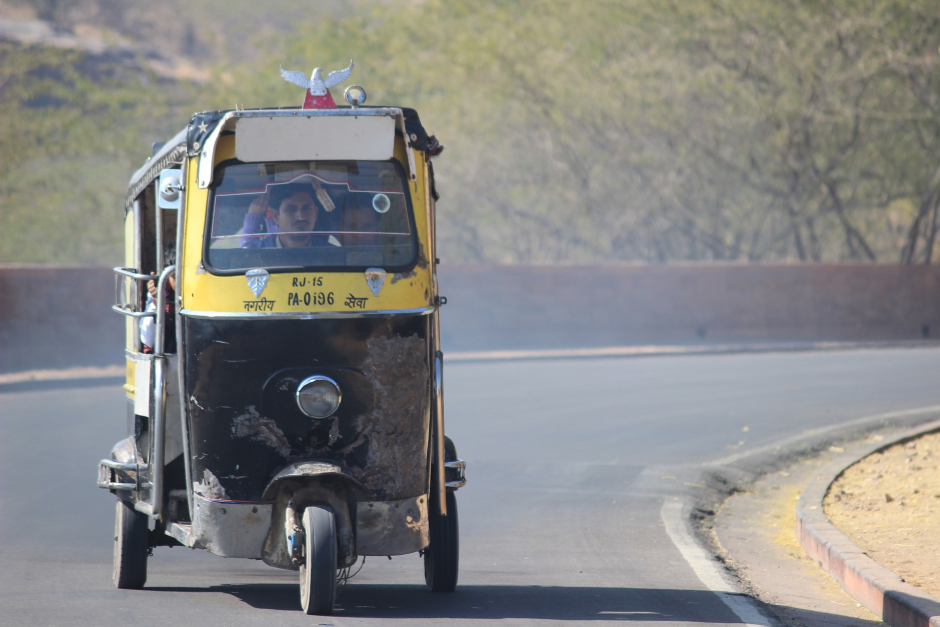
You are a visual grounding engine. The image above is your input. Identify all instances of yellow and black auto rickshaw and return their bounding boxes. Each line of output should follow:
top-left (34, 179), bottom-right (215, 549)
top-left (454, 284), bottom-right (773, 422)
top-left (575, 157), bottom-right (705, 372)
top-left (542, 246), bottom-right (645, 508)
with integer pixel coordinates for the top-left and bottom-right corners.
top-left (97, 65), bottom-right (466, 615)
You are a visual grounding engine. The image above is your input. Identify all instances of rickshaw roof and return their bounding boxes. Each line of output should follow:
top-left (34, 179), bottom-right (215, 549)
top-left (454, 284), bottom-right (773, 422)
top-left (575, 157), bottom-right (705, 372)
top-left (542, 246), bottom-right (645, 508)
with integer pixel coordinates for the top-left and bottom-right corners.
top-left (126, 107), bottom-right (435, 211)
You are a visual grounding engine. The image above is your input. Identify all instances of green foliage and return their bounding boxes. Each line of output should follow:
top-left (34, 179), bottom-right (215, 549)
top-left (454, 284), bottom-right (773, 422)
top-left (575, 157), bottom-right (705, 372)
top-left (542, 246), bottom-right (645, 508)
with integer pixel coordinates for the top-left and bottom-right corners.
top-left (222, 0), bottom-right (940, 262)
top-left (652, 0), bottom-right (940, 262)
top-left (3, 0), bottom-right (939, 264)
top-left (0, 43), bottom-right (188, 263)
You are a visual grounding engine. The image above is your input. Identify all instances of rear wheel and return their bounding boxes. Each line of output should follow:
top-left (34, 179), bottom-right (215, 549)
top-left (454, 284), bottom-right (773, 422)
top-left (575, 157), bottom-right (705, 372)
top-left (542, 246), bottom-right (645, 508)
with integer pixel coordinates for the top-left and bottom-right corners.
top-left (424, 489), bottom-right (459, 592)
top-left (113, 499), bottom-right (149, 589)
top-left (300, 506), bottom-right (337, 615)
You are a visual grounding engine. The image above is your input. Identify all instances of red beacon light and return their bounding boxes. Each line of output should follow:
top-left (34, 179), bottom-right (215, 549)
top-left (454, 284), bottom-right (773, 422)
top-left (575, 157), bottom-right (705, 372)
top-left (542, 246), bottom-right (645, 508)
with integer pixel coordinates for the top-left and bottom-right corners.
top-left (280, 60), bottom-right (355, 110)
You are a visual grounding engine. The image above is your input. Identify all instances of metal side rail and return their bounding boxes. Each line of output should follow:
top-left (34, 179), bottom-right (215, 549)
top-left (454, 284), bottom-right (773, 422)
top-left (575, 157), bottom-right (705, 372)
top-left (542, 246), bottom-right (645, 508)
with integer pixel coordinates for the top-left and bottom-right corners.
top-left (111, 305), bottom-right (155, 319)
top-left (97, 458), bottom-right (151, 492)
top-left (444, 459), bottom-right (467, 489)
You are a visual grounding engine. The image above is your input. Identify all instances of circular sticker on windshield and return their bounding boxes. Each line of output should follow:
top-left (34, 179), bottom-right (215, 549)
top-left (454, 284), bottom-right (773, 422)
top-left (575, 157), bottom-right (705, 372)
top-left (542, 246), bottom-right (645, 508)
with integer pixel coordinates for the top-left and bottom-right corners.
top-left (372, 193), bottom-right (391, 214)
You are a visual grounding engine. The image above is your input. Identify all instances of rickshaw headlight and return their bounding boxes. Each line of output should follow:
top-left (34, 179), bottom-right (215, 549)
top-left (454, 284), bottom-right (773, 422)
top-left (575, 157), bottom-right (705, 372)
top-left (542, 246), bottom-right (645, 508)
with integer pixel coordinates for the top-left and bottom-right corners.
top-left (296, 376), bottom-right (341, 418)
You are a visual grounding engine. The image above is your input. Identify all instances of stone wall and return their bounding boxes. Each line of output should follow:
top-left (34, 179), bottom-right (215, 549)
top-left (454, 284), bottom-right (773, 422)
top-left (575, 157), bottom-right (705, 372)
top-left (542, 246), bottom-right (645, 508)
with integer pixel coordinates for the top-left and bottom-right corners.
top-left (0, 266), bottom-right (121, 373)
top-left (2, 264), bottom-right (938, 373)
top-left (436, 264), bottom-right (940, 351)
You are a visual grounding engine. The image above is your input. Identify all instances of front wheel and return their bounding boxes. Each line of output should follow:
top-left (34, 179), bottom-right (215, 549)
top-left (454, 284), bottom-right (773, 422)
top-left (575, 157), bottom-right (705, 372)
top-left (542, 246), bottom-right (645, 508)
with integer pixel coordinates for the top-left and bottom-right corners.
top-left (113, 499), bottom-right (149, 589)
top-left (300, 506), bottom-right (337, 615)
top-left (424, 489), bottom-right (459, 592)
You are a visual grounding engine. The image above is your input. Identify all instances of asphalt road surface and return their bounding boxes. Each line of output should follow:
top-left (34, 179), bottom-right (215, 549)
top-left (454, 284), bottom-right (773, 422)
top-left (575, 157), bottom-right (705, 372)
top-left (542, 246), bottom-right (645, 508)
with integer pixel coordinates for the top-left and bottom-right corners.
top-left (3, 346), bottom-right (940, 626)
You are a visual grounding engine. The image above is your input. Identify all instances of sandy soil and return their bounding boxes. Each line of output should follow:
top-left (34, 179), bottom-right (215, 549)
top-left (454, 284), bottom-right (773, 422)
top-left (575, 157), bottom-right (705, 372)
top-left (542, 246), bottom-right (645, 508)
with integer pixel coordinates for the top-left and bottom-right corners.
top-left (825, 431), bottom-right (940, 599)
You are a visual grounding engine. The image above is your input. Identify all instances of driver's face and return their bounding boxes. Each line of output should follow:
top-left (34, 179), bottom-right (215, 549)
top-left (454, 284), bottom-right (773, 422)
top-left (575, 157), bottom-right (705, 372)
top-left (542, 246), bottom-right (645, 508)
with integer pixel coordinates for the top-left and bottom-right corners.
top-left (271, 191), bottom-right (317, 247)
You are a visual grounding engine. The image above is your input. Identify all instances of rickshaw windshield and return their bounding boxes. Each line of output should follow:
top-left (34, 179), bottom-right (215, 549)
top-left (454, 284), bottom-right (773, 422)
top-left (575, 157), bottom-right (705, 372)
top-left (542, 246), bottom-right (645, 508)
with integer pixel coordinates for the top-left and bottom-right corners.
top-left (205, 160), bottom-right (417, 273)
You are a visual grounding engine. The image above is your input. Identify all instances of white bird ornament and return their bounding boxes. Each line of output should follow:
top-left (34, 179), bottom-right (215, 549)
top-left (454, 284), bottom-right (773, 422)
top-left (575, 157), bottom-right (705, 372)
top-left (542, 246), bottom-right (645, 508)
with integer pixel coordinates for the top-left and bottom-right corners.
top-left (280, 60), bottom-right (354, 109)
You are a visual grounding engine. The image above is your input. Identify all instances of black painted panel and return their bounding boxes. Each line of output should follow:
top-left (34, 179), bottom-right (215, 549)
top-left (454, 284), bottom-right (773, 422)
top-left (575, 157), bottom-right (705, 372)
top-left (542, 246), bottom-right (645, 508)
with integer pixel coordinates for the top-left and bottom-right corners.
top-left (182, 315), bottom-right (429, 502)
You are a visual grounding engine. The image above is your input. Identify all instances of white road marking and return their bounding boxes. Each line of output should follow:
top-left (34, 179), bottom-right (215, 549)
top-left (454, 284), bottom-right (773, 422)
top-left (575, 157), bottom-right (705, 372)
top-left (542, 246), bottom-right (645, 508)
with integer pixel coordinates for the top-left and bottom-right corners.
top-left (446, 340), bottom-right (935, 363)
top-left (661, 499), bottom-right (773, 627)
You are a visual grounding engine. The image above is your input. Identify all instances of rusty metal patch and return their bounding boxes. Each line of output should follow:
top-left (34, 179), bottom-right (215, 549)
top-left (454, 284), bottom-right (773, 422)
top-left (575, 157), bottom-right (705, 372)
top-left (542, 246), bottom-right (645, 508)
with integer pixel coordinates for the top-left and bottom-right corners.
top-left (415, 244), bottom-right (429, 269)
top-left (356, 334), bottom-right (430, 500)
top-left (232, 406), bottom-right (292, 457)
top-left (356, 494), bottom-right (429, 556)
top-left (193, 468), bottom-right (229, 500)
top-left (391, 268), bottom-right (417, 284)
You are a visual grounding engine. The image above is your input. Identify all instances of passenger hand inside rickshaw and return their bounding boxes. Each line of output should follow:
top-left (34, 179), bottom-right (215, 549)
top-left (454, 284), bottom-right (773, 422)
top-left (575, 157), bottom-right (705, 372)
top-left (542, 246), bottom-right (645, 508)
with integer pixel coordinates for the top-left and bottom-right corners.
top-left (140, 245), bottom-right (177, 353)
top-left (240, 182), bottom-right (341, 248)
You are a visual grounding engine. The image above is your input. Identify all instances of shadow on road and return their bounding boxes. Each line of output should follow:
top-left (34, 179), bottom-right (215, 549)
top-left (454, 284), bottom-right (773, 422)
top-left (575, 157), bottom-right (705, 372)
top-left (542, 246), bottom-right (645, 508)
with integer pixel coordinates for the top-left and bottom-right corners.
top-left (145, 582), bottom-right (885, 624)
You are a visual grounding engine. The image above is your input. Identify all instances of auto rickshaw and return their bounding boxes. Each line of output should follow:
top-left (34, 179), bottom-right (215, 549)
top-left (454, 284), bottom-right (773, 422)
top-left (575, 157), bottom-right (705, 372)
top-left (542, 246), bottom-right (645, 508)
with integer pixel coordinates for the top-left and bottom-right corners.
top-left (97, 65), bottom-right (466, 615)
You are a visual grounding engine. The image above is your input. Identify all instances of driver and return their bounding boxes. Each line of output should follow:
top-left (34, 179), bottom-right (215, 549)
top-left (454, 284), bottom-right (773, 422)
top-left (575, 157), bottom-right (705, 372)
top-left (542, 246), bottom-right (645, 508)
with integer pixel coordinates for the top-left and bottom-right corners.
top-left (241, 183), bottom-right (325, 248)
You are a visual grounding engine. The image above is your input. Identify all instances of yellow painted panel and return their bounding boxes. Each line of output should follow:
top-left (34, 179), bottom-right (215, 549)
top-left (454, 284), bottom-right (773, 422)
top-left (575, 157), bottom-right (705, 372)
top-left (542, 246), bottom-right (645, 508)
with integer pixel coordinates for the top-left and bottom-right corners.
top-left (124, 360), bottom-right (136, 394)
top-left (181, 155), bottom-right (206, 312)
top-left (181, 131), bottom-right (436, 315)
top-left (124, 207), bottom-right (136, 396)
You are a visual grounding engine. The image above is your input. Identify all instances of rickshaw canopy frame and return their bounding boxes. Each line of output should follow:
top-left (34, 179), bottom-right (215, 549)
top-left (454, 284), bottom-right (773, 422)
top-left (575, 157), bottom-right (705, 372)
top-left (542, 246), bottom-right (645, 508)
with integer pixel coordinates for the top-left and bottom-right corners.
top-left (194, 108), bottom-right (417, 191)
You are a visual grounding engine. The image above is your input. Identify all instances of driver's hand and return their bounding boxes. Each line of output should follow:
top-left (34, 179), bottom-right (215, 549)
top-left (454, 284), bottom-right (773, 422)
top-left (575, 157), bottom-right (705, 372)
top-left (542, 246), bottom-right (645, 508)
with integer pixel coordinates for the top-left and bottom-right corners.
top-left (248, 192), bottom-right (269, 215)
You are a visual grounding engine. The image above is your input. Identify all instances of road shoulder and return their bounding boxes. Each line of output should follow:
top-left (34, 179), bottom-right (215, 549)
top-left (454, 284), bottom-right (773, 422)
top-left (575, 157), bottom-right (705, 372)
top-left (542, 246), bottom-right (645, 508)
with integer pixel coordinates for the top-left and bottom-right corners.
top-left (681, 408), bottom-right (940, 627)
top-left (713, 443), bottom-right (887, 626)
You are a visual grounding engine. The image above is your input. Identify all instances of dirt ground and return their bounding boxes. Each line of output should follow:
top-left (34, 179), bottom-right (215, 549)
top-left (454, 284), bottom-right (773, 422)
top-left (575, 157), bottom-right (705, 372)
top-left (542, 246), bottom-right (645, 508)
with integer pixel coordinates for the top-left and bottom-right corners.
top-left (825, 430), bottom-right (940, 599)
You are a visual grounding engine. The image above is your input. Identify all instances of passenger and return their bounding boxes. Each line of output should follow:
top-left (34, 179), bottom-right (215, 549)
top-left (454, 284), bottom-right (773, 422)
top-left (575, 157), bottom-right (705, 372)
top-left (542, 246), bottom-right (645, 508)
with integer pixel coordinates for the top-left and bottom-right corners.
top-left (140, 245), bottom-right (177, 353)
top-left (342, 202), bottom-right (381, 246)
top-left (241, 183), bottom-right (340, 248)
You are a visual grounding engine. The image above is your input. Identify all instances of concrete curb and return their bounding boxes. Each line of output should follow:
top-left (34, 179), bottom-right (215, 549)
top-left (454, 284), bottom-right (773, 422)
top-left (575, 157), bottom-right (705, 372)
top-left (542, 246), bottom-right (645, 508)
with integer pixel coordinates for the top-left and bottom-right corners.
top-left (680, 406), bottom-right (940, 627)
top-left (797, 419), bottom-right (940, 627)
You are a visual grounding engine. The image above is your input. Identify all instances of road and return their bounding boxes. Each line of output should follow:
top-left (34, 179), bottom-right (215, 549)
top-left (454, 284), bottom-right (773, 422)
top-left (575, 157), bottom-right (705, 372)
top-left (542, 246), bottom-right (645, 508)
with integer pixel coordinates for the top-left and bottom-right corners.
top-left (3, 347), bottom-right (940, 626)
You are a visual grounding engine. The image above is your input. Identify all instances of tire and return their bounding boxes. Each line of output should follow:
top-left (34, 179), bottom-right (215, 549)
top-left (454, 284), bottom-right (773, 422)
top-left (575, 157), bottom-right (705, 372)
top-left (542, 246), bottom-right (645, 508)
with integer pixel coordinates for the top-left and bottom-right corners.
top-left (300, 506), bottom-right (337, 615)
top-left (113, 499), bottom-right (149, 589)
top-left (424, 489), bottom-right (459, 592)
